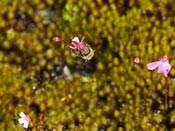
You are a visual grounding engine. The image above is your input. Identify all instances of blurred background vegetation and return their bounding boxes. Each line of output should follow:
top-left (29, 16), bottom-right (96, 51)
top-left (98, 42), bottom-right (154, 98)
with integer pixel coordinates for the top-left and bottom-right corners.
top-left (0, 0), bottom-right (175, 130)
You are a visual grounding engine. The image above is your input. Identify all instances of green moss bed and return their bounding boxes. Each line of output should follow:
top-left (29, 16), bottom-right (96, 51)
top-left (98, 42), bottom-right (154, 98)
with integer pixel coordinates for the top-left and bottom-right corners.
top-left (0, 0), bottom-right (175, 130)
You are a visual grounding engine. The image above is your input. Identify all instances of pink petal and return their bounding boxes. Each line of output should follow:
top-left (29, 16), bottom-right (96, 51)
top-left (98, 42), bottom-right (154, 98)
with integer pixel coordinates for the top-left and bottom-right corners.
top-left (72, 40), bottom-right (80, 47)
top-left (70, 37), bottom-right (85, 50)
top-left (168, 64), bottom-right (171, 71)
top-left (26, 116), bottom-right (31, 122)
top-left (163, 63), bottom-right (171, 77)
top-left (163, 71), bottom-right (168, 77)
top-left (71, 41), bottom-right (84, 50)
top-left (77, 44), bottom-right (84, 50)
top-left (157, 61), bottom-right (171, 77)
top-left (69, 46), bottom-right (76, 49)
top-left (147, 61), bottom-right (161, 70)
top-left (72, 37), bottom-right (80, 43)
top-left (157, 64), bottom-right (164, 74)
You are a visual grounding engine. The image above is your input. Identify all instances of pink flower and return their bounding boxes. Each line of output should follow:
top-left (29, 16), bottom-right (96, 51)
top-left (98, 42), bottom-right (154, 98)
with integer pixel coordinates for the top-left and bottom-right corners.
top-left (18, 112), bottom-right (31, 129)
top-left (134, 57), bottom-right (140, 63)
top-left (53, 36), bottom-right (61, 42)
top-left (147, 55), bottom-right (171, 77)
top-left (69, 37), bottom-right (85, 50)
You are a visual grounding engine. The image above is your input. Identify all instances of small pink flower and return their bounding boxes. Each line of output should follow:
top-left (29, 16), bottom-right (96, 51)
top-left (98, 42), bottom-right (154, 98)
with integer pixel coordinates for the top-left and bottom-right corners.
top-left (69, 37), bottom-right (85, 50)
top-left (134, 57), bottom-right (140, 63)
top-left (53, 36), bottom-right (61, 42)
top-left (147, 55), bottom-right (171, 77)
top-left (18, 112), bottom-right (31, 129)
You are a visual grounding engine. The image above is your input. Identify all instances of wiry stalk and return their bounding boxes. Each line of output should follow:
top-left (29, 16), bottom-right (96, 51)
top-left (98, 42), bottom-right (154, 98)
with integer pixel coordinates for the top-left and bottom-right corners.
top-left (165, 77), bottom-right (169, 110)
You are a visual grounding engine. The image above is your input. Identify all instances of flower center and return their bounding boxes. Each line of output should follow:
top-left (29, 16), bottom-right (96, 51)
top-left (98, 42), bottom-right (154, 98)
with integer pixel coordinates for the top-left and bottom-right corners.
top-left (25, 116), bottom-right (31, 122)
top-left (162, 56), bottom-right (168, 62)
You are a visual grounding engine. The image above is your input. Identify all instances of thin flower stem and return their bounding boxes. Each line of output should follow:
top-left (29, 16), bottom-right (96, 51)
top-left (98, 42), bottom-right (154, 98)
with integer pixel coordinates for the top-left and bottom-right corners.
top-left (60, 38), bottom-right (69, 51)
top-left (57, 38), bottom-right (68, 77)
top-left (60, 57), bottom-right (65, 76)
top-left (165, 77), bottom-right (169, 110)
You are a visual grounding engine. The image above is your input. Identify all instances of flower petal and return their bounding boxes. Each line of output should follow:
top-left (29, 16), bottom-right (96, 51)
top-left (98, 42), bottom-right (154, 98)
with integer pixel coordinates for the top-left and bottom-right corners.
top-left (69, 46), bottom-right (76, 49)
top-left (71, 40), bottom-right (84, 50)
top-left (163, 62), bottom-right (171, 77)
top-left (147, 61), bottom-right (160, 70)
top-left (72, 37), bottom-right (80, 43)
top-left (18, 118), bottom-right (25, 124)
top-left (19, 112), bottom-right (26, 118)
top-left (163, 70), bottom-right (168, 77)
top-left (80, 37), bottom-right (85, 43)
top-left (157, 64), bottom-right (164, 74)
top-left (72, 40), bottom-right (80, 47)
top-left (23, 121), bottom-right (29, 129)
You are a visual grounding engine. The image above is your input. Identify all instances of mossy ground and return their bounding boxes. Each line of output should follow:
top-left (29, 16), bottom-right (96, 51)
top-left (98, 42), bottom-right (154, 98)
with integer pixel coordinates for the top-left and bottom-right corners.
top-left (0, 0), bottom-right (175, 131)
